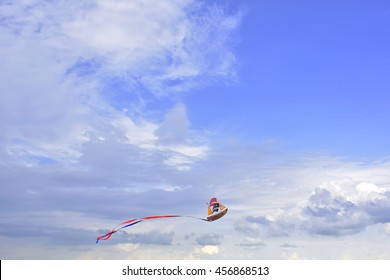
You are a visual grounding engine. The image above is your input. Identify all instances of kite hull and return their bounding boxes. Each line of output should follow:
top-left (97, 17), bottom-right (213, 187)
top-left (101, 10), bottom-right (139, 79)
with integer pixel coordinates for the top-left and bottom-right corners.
top-left (207, 207), bottom-right (228, 221)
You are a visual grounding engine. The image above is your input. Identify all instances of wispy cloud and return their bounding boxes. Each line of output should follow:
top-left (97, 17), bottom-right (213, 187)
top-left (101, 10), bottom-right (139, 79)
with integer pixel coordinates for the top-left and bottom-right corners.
top-left (0, 0), bottom-right (240, 168)
top-left (1, 0), bottom-right (240, 92)
top-left (0, 0), bottom-right (242, 259)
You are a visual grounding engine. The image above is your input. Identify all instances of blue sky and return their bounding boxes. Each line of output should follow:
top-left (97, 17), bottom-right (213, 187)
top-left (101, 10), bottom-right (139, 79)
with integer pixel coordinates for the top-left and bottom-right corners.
top-left (186, 0), bottom-right (390, 158)
top-left (1, 0), bottom-right (390, 260)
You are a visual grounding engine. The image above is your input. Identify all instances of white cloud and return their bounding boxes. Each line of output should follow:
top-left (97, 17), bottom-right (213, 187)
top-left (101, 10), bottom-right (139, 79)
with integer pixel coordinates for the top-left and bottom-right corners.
top-left (198, 245), bottom-right (219, 255)
top-left (302, 187), bottom-right (371, 236)
top-left (111, 115), bottom-right (158, 148)
top-left (0, 0), bottom-right (239, 169)
top-left (352, 182), bottom-right (387, 203)
top-left (1, 0), bottom-right (240, 93)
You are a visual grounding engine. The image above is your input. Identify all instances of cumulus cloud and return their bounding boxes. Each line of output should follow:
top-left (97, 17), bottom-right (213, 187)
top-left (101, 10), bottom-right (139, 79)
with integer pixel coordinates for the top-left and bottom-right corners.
top-left (236, 179), bottom-right (390, 238)
top-left (302, 187), bottom-right (369, 235)
top-left (301, 179), bottom-right (390, 236)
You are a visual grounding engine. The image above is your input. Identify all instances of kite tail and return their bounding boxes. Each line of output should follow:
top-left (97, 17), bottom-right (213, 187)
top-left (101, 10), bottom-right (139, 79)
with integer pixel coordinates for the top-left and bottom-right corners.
top-left (96, 218), bottom-right (141, 244)
top-left (96, 231), bottom-right (115, 244)
top-left (96, 215), bottom-right (209, 243)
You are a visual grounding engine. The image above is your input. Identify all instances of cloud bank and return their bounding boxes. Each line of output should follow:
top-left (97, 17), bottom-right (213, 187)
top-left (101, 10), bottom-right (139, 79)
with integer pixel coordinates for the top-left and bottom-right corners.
top-left (235, 160), bottom-right (390, 240)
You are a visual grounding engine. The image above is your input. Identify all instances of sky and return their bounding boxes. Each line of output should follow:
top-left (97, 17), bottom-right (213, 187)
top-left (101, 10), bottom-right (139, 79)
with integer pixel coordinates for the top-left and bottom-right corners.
top-left (0, 0), bottom-right (390, 260)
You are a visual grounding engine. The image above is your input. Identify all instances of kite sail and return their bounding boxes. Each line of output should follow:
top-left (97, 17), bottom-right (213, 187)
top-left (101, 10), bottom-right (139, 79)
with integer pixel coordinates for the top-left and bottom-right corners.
top-left (96, 197), bottom-right (228, 243)
top-left (207, 197), bottom-right (228, 221)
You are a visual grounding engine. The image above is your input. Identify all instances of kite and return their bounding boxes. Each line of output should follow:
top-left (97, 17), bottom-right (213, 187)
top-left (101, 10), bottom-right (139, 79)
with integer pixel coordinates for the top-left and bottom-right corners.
top-left (207, 197), bottom-right (228, 221)
top-left (96, 197), bottom-right (228, 243)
